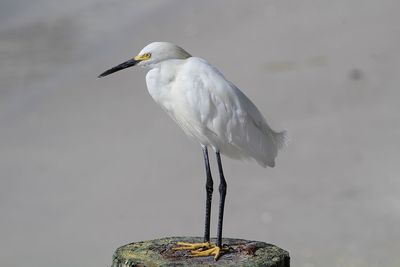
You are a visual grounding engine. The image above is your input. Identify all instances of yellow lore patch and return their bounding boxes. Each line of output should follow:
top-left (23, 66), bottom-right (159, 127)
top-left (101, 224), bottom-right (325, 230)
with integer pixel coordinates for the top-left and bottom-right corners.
top-left (134, 53), bottom-right (151, 61)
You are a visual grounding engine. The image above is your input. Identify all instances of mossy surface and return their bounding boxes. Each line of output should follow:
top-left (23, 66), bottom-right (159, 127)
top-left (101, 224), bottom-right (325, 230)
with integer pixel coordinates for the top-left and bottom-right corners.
top-left (112, 236), bottom-right (289, 267)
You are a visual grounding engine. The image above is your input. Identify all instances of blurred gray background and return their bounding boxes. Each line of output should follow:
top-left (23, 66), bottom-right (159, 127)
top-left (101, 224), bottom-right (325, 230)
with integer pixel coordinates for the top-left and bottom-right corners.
top-left (1, 0), bottom-right (399, 266)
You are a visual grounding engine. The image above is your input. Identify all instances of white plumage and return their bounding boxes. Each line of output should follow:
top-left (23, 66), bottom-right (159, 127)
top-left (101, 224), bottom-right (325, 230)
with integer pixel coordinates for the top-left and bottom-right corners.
top-left (140, 42), bottom-right (286, 167)
top-left (99, 41), bottom-right (287, 258)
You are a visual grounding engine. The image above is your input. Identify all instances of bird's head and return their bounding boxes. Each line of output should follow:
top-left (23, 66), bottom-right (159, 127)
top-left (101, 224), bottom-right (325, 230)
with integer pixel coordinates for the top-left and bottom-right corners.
top-left (98, 42), bottom-right (191, 78)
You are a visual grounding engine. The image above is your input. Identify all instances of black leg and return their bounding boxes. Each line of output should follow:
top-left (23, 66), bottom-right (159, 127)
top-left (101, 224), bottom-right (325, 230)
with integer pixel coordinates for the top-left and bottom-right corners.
top-left (215, 150), bottom-right (227, 248)
top-left (202, 146), bottom-right (213, 243)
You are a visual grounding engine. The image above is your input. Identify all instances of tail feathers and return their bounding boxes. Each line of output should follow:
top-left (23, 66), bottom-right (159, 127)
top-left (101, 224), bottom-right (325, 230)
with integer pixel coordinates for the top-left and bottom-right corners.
top-left (273, 130), bottom-right (288, 150)
top-left (260, 130), bottom-right (288, 168)
top-left (255, 129), bottom-right (288, 168)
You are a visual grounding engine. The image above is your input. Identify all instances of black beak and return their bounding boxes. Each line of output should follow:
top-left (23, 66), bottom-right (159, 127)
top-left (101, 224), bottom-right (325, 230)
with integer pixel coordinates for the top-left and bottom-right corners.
top-left (98, 58), bottom-right (139, 78)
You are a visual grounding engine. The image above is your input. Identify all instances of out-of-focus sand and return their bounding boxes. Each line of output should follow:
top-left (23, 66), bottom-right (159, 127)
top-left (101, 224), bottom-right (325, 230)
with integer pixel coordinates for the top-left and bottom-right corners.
top-left (1, 1), bottom-right (399, 266)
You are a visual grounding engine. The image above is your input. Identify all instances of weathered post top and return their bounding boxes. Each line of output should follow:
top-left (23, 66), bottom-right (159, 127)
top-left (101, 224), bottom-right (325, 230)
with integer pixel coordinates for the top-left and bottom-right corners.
top-left (112, 236), bottom-right (290, 267)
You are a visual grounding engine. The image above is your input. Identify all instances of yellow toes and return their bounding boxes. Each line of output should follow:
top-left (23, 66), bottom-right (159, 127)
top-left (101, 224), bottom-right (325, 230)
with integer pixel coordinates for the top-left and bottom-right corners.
top-left (173, 241), bottom-right (228, 260)
top-left (173, 242), bottom-right (211, 251)
top-left (191, 246), bottom-right (222, 261)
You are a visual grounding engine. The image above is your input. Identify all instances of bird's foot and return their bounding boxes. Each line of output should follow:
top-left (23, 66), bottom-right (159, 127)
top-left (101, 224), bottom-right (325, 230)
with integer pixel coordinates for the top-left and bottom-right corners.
top-left (173, 241), bottom-right (211, 251)
top-left (173, 242), bottom-right (227, 260)
top-left (191, 245), bottom-right (225, 261)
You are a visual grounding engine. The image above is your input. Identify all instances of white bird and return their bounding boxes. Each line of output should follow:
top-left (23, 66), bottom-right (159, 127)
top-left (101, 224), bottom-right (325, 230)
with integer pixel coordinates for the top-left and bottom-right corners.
top-left (99, 42), bottom-right (287, 260)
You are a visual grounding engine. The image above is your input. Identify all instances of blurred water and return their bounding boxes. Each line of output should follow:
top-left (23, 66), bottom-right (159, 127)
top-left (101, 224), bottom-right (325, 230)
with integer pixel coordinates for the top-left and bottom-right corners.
top-left (1, 1), bottom-right (400, 266)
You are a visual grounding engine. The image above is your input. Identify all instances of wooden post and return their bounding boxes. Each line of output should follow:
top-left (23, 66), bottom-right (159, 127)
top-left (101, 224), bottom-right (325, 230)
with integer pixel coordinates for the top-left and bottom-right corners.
top-left (111, 236), bottom-right (290, 267)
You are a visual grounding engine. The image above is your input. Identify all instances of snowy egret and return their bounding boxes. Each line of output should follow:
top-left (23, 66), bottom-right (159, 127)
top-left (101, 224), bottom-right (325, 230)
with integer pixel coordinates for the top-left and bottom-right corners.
top-left (99, 42), bottom-right (287, 260)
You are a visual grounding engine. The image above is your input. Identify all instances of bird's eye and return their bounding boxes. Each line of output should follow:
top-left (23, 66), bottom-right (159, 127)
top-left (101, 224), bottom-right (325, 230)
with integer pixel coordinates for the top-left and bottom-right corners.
top-left (144, 53), bottom-right (151, 58)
